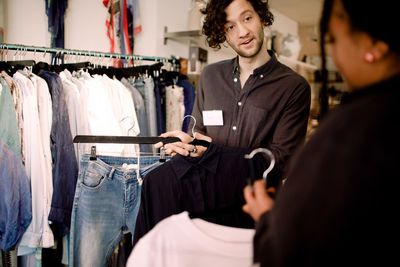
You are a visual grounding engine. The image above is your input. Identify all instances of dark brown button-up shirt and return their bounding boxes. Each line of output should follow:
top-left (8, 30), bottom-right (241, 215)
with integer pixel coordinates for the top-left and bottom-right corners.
top-left (190, 51), bottom-right (311, 186)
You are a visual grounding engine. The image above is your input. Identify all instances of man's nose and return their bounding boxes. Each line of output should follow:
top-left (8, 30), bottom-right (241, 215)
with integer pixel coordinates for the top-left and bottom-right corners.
top-left (237, 22), bottom-right (250, 38)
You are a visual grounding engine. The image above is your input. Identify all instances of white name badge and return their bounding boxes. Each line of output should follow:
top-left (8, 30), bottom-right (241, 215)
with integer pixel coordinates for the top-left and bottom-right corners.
top-left (202, 110), bottom-right (224, 126)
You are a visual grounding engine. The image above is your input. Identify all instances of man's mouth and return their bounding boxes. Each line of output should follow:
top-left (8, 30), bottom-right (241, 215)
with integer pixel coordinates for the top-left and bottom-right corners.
top-left (241, 38), bottom-right (253, 46)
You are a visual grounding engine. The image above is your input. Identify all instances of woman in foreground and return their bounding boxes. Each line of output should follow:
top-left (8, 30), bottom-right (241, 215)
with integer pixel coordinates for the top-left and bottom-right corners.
top-left (243, 0), bottom-right (400, 266)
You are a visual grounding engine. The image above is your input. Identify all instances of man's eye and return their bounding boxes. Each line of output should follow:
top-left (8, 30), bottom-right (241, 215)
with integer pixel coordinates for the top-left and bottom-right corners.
top-left (244, 16), bottom-right (252, 22)
top-left (226, 25), bottom-right (235, 31)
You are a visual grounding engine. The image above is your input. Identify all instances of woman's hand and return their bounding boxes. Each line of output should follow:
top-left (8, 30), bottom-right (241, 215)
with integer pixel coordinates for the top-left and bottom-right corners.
top-left (154, 130), bottom-right (212, 157)
top-left (242, 180), bottom-right (276, 222)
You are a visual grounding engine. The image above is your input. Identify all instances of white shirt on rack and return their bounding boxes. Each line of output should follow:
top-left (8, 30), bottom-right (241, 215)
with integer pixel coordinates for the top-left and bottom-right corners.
top-left (13, 71), bottom-right (54, 255)
top-left (59, 70), bottom-right (91, 160)
top-left (127, 211), bottom-right (255, 267)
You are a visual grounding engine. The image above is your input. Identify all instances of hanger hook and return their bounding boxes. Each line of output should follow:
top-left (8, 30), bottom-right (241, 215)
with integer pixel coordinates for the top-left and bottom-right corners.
top-left (244, 148), bottom-right (275, 181)
top-left (183, 115), bottom-right (196, 138)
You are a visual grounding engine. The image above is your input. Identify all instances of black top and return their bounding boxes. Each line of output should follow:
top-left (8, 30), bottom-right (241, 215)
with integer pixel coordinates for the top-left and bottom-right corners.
top-left (190, 51), bottom-right (311, 187)
top-left (253, 74), bottom-right (400, 267)
top-left (133, 143), bottom-right (269, 247)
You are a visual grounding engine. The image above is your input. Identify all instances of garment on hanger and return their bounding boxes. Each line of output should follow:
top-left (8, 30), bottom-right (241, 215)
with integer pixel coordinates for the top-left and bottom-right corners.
top-left (133, 142), bottom-right (269, 247)
top-left (1, 44), bottom-right (184, 266)
top-left (38, 70), bottom-right (78, 237)
top-left (0, 76), bottom-right (21, 157)
top-left (13, 70), bottom-right (55, 256)
top-left (69, 154), bottom-right (165, 267)
top-left (0, 138), bottom-right (31, 251)
top-left (165, 84), bottom-right (185, 131)
top-left (121, 77), bottom-right (151, 153)
top-left (177, 79), bottom-right (196, 133)
top-left (128, 211), bottom-right (255, 267)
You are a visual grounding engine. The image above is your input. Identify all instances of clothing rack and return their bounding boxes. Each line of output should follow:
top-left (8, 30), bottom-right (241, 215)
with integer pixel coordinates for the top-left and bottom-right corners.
top-left (0, 43), bottom-right (178, 64)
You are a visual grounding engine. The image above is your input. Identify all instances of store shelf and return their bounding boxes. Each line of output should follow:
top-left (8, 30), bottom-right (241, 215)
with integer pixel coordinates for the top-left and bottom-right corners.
top-left (163, 27), bottom-right (203, 45)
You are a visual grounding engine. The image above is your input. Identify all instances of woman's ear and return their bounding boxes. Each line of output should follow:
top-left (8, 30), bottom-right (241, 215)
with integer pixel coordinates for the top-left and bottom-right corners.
top-left (364, 36), bottom-right (389, 63)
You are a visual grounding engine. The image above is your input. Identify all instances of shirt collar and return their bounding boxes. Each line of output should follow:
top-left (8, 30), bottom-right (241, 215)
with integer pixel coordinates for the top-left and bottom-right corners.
top-left (170, 143), bottom-right (221, 179)
top-left (232, 50), bottom-right (278, 76)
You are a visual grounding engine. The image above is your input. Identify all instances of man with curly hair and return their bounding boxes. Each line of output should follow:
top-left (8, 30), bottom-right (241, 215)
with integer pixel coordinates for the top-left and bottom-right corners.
top-left (159, 0), bottom-right (311, 189)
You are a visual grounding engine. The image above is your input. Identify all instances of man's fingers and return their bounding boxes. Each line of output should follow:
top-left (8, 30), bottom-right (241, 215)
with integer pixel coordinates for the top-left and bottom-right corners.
top-left (154, 141), bottom-right (164, 149)
top-left (193, 132), bottom-right (212, 142)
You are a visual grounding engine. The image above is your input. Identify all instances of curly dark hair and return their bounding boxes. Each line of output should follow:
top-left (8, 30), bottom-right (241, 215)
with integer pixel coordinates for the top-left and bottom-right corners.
top-left (201, 0), bottom-right (274, 49)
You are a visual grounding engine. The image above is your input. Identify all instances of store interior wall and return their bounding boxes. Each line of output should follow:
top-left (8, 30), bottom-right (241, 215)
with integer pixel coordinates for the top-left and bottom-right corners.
top-left (1, 0), bottom-right (298, 64)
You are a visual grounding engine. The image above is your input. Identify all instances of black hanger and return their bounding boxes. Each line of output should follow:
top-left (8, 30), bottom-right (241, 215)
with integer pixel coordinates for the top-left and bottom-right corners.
top-left (73, 135), bottom-right (181, 144)
top-left (73, 135), bottom-right (181, 161)
top-left (0, 60), bottom-right (36, 75)
top-left (60, 61), bottom-right (93, 72)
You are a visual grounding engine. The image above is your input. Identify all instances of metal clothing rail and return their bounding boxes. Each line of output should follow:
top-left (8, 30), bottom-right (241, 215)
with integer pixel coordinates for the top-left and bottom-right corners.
top-left (0, 43), bottom-right (177, 63)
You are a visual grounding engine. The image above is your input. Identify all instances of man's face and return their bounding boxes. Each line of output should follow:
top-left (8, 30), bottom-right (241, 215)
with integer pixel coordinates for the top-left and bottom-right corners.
top-left (224, 0), bottom-right (265, 58)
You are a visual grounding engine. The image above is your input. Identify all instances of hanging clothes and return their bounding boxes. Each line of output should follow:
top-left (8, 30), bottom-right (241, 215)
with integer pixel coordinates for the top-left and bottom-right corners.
top-left (127, 211), bottom-right (255, 267)
top-left (121, 77), bottom-right (151, 153)
top-left (45, 0), bottom-right (68, 48)
top-left (165, 84), bottom-right (185, 132)
top-left (38, 70), bottom-right (78, 237)
top-left (177, 79), bottom-right (196, 133)
top-left (12, 70), bottom-right (55, 256)
top-left (1, 72), bottom-right (24, 162)
top-left (133, 142), bottom-right (269, 247)
top-left (0, 76), bottom-right (21, 157)
top-left (0, 138), bottom-right (32, 252)
top-left (69, 154), bottom-right (164, 267)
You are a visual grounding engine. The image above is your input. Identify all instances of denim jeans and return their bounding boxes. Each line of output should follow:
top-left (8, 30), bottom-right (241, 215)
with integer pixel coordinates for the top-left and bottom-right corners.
top-left (69, 155), bottom-right (163, 267)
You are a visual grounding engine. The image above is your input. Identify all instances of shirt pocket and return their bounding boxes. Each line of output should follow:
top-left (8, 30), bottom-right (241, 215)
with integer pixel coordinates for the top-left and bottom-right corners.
top-left (240, 104), bottom-right (271, 146)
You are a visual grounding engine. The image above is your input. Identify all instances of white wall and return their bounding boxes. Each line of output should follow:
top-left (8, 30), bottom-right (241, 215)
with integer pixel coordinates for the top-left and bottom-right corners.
top-left (1, 0), bottom-right (298, 64)
top-left (64, 0), bottom-right (109, 52)
top-left (270, 8), bottom-right (298, 36)
top-left (2, 0), bottom-right (51, 47)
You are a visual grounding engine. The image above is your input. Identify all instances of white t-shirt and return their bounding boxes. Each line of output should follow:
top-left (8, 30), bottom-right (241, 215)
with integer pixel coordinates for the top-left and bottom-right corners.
top-left (127, 211), bottom-right (255, 267)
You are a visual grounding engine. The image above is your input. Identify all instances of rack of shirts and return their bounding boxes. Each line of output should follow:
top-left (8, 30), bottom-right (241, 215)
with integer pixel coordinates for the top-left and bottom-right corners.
top-left (0, 43), bottom-right (195, 267)
top-left (0, 43), bottom-right (178, 65)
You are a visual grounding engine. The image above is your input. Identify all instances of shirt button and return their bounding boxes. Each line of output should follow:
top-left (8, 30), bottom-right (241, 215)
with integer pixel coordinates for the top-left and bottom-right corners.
top-left (232, 126), bottom-right (237, 131)
top-left (238, 102), bottom-right (242, 106)
top-left (260, 74), bottom-right (264, 78)
top-left (234, 78), bottom-right (238, 83)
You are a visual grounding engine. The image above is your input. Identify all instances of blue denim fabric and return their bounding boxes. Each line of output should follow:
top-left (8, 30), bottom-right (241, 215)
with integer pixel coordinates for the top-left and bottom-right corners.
top-left (154, 79), bottom-right (166, 135)
top-left (0, 78), bottom-right (21, 158)
top-left (135, 78), bottom-right (157, 154)
top-left (135, 78), bottom-right (157, 136)
top-left (121, 78), bottom-right (151, 153)
top-left (69, 155), bottom-right (163, 267)
top-left (143, 77), bottom-right (158, 138)
top-left (38, 70), bottom-right (78, 236)
top-left (177, 80), bottom-right (196, 133)
top-left (0, 138), bottom-right (32, 251)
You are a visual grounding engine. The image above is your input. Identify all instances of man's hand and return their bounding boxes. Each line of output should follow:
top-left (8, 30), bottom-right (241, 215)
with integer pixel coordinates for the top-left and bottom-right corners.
top-left (242, 180), bottom-right (276, 222)
top-left (154, 130), bottom-right (212, 157)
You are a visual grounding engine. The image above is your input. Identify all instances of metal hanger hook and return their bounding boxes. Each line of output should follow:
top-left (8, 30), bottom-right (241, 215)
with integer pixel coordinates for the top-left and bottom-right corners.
top-left (244, 148), bottom-right (275, 181)
top-left (183, 115), bottom-right (197, 138)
